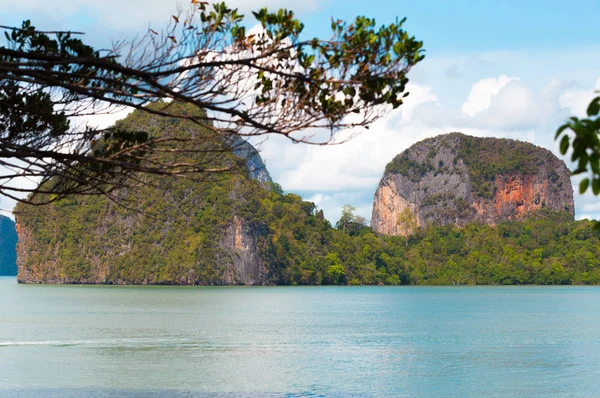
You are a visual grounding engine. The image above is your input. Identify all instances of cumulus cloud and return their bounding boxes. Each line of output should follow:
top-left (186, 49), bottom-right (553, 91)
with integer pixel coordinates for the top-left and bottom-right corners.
top-left (462, 75), bottom-right (517, 117)
top-left (559, 78), bottom-right (600, 117)
top-left (272, 84), bottom-right (441, 193)
top-left (472, 79), bottom-right (541, 130)
top-left (455, 75), bottom-right (542, 131)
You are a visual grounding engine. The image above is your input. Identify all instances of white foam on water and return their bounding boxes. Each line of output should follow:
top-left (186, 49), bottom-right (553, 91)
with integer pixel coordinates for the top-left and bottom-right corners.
top-left (0, 338), bottom-right (190, 347)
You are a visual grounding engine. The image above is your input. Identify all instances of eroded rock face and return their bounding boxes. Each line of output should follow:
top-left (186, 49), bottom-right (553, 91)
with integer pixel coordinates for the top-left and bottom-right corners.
top-left (221, 215), bottom-right (267, 285)
top-left (13, 210), bottom-right (267, 285)
top-left (230, 135), bottom-right (272, 184)
top-left (371, 133), bottom-right (574, 235)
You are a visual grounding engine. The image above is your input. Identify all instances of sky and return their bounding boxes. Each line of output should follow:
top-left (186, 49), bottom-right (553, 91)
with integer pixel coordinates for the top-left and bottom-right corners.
top-left (1, 0), bottom-right (600, 222)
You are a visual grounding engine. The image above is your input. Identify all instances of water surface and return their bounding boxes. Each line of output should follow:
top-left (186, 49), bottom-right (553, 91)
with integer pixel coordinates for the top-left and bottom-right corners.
top-left (1, 277), bottom-right (599, 397)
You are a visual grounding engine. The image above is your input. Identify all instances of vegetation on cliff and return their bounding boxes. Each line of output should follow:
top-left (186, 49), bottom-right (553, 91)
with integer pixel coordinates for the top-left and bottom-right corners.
top-left (15, 103), bottom-right (272, 284)
top-left (385, 133), bottom-right (555, 199)
top-left (17, 178), bottom-right (600, 285)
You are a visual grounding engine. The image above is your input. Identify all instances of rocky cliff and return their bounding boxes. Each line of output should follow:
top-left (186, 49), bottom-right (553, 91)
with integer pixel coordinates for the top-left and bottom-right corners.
top-left (230, 135), bottom-right (272, 184)
top-left (15, 103), bottom-right (272, 285)
top-left (371, 133), bottom-right (574, 235)
top-left (0, 215), bottom-right (17, 275)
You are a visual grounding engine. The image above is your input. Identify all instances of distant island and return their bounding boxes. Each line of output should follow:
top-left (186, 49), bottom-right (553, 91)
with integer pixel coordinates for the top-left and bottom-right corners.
top-left (0, 215), bottom-right (17, 276)
top-left (13, 104), bottom-right (600, 285)
top-left (372, 133), bottom-right (574, 235)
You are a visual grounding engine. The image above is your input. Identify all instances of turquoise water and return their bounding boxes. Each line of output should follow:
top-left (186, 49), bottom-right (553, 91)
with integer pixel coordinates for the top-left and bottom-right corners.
top-left (1, 277), bottom-right (600, 397)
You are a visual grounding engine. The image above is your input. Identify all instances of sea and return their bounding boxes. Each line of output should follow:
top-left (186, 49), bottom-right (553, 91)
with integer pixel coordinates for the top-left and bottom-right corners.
top-left (1, 276), bottom-right (599, 397)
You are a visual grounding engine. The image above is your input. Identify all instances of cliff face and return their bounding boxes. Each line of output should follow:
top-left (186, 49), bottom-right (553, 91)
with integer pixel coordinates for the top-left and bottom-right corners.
top-left (0, 215), bottom-right (17, 276)
top-left (372, 133), bottom-right (574, 236)
top-left (16, 202), bottom-right (268, 285)
top-left (230, 135), bottom-right (272, 184)
top-left (15, 104), bottom-right (271, 285)
top-left (221, 215), bottom-right (266, 284)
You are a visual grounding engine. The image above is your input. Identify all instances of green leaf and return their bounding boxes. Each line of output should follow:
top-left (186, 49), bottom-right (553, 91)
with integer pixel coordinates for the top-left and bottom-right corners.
top-left (587, 97), bottom-right (600, 117)
top-left (555, 123), bottom-right (569, 139)
top-left (591, 155), bottom-right (600, 174)
top-left (580, 178), bottom-right (590, 194)
top-left (560, 135), bottom-right (569, 155)
top-left (593, 178), bottom-right (600, 196)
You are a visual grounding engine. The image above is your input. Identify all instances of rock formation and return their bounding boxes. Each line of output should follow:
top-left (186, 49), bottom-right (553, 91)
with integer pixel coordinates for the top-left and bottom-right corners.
top-left (371, 133), bottom-right (574, 236)
top-left (15, 103), bottom-right (272, 285)
top-left (230, 135), bottom-right (272, 184)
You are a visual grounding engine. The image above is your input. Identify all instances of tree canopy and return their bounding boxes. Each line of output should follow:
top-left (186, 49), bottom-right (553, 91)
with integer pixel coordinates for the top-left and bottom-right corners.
top-left (556, 93), bottom-right (600, 196)
top-left (0, 1), bottom-right (424, 205)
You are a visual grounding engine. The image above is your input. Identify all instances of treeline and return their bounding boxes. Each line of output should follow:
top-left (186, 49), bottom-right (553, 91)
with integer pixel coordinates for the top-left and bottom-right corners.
top-left (18, 174), bottom-right (600, 285)
top-left (263, 192), bottom-right (600, 285)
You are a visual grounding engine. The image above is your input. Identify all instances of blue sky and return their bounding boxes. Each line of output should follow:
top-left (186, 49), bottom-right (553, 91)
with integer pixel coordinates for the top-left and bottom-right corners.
top-left (1, 0), bottom-right (599, 222)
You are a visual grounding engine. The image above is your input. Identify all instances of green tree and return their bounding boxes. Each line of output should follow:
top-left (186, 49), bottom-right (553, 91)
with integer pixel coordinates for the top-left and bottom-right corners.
top-left (336, 204), bottom-right (356, 233)
top-left (335, 204), bottom-right (368, 236)
top-left (396, 207), bottom-right (417, 245)
top-left (0, 2), bottom-right (424, 203)
top-left (324, 253), bottom-right (346, 285)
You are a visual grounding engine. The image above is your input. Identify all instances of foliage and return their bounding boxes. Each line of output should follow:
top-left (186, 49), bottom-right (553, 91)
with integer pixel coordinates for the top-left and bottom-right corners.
top-left (384, 153), bottom-right (432, 181)
top-left (556, 93), bottom-right (600, 229)
top-left (0, 2), bottom-right (424, 203)
top-left (396, 207), bottom-right (417, 245)
top-left (454, 134), bottom-right (540, 198)
top-left (335, 204), bottom-right (368, 236)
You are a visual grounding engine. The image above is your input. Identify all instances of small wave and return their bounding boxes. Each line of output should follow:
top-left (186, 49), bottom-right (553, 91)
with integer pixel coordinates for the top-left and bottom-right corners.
top-left (0, 338), bottom-right (189, 348)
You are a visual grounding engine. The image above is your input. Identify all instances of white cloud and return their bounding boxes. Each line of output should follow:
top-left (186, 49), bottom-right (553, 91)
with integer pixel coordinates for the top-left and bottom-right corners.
top-left (397, 84), bottom-right (438, 123)
top-left (577, 190), bottom-right (600, 221)
top-left (471, 79), bottom-right (541, 130)
top-left (559, 78), bottom-right (600, 117)
top-left (270, 83), bottom-right (441, 193)
top-left (307, 193), bottom-right (323, 206)
top-left (462, 75), bottom-right (517, 117)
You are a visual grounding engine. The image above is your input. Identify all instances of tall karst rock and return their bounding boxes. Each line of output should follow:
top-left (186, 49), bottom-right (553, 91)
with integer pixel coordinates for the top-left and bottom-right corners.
top-left (371, 133), bottom-right (574, 236)
top-left (15, 103), bottom-right (274, 285)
